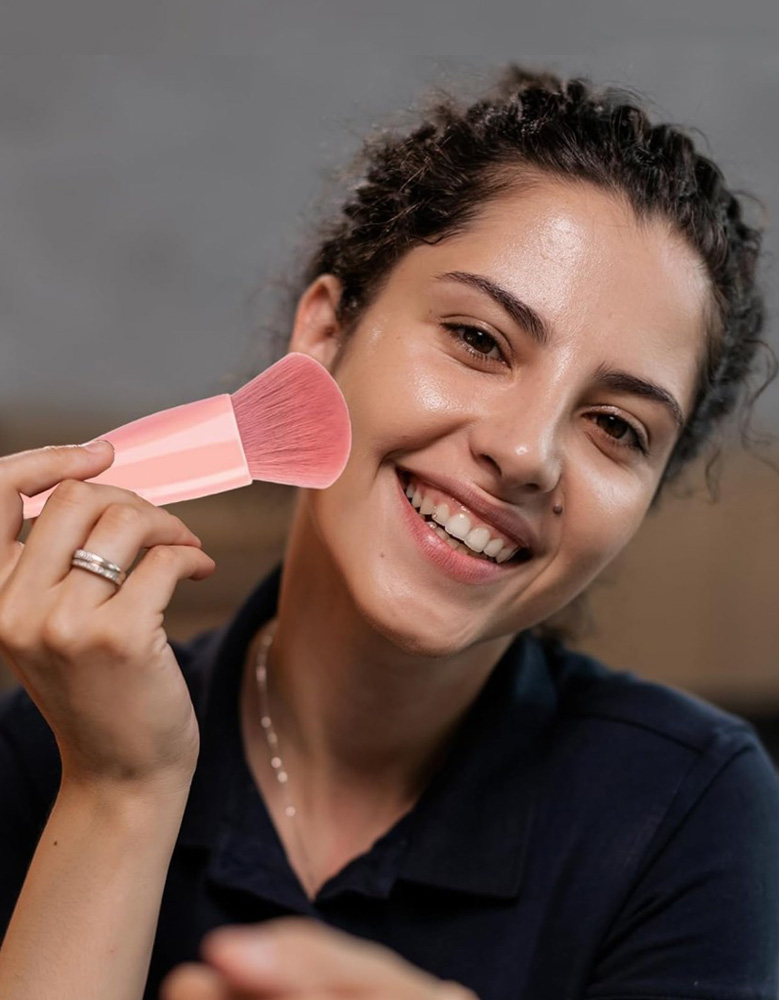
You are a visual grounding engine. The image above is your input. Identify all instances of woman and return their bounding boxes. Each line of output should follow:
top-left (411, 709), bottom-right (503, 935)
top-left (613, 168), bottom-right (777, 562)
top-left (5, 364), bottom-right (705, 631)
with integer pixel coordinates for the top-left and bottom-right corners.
top-left (0, 67), bottom-right (776, 1000)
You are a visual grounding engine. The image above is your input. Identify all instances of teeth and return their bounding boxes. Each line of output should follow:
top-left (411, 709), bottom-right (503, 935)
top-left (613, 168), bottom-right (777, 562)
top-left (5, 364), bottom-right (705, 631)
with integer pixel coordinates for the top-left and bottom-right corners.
top-left (420, 494), bottom-right (435, 516)
top-left (464, 526), bottom-right (491, 553)
top-left (483, 537), bottom-right (504, 558)
top-left (426, 519), bottom-right (493, 559)
top-left (403, 475), bottom-right (524, 564)
top-left (432, 503), bottom-right (451, 526)
top-left (445, 512), bottom-right (472, 541)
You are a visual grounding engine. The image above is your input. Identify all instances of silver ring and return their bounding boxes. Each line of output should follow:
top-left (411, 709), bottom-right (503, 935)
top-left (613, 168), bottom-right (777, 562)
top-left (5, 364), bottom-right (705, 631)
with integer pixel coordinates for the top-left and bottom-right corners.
top-left (70, 548), bottom-right (127, 588)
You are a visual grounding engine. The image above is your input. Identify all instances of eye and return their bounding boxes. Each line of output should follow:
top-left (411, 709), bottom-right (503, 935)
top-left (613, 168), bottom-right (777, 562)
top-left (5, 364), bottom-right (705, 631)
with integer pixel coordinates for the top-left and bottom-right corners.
top-left (441, 323), bottom-right (506, 364)
top-left (442, 322), bottom-right (650, 456)
top-left (590, 412), bottom-right (649, 456)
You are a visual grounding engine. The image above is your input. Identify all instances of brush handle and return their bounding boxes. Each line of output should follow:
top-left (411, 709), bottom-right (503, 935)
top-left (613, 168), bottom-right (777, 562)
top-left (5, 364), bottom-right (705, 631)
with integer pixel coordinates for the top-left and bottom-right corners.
top-left (22, 395), bottom-right (251, 519)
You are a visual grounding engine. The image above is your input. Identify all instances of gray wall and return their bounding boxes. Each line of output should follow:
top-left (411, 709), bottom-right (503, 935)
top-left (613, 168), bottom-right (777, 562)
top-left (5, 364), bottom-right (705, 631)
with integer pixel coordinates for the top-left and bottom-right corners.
top-left (1, 10), bottom-right (778, 430)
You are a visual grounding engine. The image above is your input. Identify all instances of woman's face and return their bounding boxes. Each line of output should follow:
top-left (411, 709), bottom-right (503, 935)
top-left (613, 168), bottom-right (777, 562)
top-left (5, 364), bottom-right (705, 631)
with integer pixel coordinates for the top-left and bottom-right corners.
top-left (289, 177), bottom-right (709, 655)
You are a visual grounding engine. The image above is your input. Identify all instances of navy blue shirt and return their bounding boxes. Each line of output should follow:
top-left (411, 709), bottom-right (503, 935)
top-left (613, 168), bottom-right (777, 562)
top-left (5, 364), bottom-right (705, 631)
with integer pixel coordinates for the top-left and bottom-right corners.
top-left (1, 562), bottom-right (778, 999)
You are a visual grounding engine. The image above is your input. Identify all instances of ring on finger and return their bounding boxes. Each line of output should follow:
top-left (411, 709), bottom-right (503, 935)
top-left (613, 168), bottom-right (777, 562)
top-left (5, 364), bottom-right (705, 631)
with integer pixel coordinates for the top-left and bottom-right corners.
top-left (70, 548), bottom-right (128, 588)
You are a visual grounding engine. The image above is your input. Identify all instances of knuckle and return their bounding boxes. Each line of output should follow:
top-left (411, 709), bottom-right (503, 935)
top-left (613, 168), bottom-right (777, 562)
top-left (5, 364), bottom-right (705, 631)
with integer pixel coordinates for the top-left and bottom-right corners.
top-left (171, 513), bottom-right (195, 536)
top-left (158, 508), bottom-right (197, 542)
top-left (86, 624), bottom-right (132, 658)
top-left (40, 614), bottom-right (80, 653)
top-left (101, 502), bottom-right (143, 533)
top-left (51, 478), bottom-right (89, 507)
top-left (145, 545), bottom-right (178, 571)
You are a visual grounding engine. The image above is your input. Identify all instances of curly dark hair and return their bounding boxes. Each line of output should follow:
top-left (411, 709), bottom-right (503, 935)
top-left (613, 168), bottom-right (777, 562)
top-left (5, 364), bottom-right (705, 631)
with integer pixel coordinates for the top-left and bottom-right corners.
top-left (266, 64), bottom-right (776, 505)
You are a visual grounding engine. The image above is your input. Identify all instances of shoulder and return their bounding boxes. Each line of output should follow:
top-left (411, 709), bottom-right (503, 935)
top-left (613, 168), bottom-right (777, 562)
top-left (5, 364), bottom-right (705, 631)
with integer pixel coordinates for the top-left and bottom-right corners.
top-left (535, 644), bottom-right (779, 996)
top-left (531, 637), bottom-right (779, 856)
top-left (542, 636), bottom-right (763, 756)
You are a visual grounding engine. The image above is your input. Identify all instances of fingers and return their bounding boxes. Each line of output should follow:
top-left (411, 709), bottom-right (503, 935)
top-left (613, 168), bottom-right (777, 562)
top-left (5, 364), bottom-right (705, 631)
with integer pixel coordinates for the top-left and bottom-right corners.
top-left (200, 917), bottom-right (441, 997)
top-left (165, 921), bottom-right (478, 1000)
top-left (159, 963), bottom-right (232, 1000)
top-left (105, 542), bottom-right (216, 619)
top-left (0, 442), bottom-right (114, 549)
top-left (14, 480), bottom-right (203, 600)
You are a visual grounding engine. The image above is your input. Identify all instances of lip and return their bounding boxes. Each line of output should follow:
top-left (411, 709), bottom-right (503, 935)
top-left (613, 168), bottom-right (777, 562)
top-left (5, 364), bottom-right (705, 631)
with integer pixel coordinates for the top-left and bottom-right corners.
top-left (397, 466), bottom-right (539, 554)
top-left (394, 471), bottom-right (526, 584)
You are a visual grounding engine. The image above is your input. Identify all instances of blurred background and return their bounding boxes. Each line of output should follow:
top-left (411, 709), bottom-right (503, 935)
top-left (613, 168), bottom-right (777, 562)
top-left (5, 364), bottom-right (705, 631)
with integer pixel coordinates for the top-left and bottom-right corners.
top-left (1, 10), bottom-right (778, 760)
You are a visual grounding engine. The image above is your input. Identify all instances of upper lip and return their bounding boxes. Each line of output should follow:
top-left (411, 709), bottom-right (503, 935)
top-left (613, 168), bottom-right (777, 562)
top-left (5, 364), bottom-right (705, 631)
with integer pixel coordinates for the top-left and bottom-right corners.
top-left (398, 467), bottom-right (539, 553)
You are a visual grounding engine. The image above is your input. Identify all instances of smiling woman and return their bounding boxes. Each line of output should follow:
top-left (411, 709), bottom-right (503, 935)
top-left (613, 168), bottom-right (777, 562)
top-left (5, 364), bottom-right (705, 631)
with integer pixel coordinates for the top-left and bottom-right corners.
top-left (0, 65), bottom-right (777, 1000)
top-left (280, 178), bottom-right (710, 654)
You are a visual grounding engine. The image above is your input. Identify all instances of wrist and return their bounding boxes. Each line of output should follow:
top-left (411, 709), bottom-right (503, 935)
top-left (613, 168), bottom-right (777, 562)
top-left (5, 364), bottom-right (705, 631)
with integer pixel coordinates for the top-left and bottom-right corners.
top-left (59, 767), bottom-right (194, 820)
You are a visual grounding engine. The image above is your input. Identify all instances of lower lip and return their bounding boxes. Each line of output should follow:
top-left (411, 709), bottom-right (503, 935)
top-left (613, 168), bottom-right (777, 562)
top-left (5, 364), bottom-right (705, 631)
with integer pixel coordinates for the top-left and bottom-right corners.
top-left (394, 471), bottom-right (524, 585)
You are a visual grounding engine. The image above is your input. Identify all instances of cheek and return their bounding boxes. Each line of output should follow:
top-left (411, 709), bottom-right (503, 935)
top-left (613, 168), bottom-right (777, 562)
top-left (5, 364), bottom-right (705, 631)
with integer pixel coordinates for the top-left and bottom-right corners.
top-left (336, 339), bottom-right (463, 458)
top-left (562, 474), bottom-right (652, 584)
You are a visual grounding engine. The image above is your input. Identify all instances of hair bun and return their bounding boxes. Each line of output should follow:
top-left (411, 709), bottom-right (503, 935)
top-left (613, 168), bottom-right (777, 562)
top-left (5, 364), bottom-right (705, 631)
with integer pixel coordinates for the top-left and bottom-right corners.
top-left (489, 64), bottom-right (568, 101)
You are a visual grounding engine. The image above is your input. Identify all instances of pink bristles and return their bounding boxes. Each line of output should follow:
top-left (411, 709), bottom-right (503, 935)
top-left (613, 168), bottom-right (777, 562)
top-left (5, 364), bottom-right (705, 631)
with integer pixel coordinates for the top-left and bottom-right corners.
top-left (20, 352), bottom-right (352, 519)
top-left (231, 353), bottom-right (352, 489)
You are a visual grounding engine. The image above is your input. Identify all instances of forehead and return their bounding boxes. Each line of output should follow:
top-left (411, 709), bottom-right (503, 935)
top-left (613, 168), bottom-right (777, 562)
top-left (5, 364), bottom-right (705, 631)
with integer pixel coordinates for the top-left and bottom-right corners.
top-left (387, 177), bottom-right (711, 411)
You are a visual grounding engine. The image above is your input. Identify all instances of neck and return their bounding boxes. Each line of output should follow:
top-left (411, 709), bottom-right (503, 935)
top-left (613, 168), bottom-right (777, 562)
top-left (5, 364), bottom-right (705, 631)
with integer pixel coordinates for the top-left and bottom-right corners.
top-left (247, 494), bottom-right (516, 816)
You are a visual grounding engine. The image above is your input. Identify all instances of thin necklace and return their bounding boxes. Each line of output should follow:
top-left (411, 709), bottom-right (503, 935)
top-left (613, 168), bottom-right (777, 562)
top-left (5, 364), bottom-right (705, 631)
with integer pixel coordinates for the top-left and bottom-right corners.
top-left (254, 617), bottom-right (318, 897)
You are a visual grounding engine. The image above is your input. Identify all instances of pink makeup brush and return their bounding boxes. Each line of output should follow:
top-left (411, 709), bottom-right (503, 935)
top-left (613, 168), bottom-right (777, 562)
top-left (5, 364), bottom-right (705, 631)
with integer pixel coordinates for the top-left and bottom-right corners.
top-left (22, 352), bottom-right (352, 519)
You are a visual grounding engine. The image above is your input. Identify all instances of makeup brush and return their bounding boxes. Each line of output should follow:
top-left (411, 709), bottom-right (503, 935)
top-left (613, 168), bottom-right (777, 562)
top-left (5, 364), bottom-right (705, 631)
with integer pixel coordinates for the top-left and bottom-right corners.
top-left (22, 352), bottom-right (352, 519)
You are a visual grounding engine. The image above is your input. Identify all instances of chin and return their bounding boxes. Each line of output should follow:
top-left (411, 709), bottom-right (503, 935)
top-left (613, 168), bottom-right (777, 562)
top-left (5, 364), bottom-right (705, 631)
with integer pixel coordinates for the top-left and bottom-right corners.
top-left (340, 552), bottom-right (487, 659)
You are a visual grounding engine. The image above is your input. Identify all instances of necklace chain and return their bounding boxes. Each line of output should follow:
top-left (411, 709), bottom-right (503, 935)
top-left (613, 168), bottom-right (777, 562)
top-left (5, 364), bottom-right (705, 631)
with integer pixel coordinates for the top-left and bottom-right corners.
top-left (254, 617), bottom-right (318, 896)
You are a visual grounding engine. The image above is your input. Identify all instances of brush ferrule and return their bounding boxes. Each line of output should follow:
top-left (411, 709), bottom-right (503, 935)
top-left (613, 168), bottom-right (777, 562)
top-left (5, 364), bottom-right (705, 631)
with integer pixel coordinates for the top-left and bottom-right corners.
top-left (22, 394), bottom-right (252, 518)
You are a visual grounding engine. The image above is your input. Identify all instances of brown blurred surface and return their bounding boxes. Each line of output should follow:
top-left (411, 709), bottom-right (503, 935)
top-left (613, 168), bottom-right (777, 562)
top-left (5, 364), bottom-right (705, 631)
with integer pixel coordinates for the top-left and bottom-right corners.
top-left (0, 415), bottom-right (777, 716)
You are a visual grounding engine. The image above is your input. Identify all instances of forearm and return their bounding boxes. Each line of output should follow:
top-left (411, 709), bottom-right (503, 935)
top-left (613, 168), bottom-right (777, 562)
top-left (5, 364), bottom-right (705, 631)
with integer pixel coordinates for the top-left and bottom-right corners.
top-left (0, 778), bottom-right (190, 1000)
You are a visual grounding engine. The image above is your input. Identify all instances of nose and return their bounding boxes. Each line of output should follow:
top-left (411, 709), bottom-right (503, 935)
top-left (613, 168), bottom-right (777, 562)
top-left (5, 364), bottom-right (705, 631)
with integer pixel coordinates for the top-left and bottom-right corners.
top-left (468, 392), bottom-right (564, 498)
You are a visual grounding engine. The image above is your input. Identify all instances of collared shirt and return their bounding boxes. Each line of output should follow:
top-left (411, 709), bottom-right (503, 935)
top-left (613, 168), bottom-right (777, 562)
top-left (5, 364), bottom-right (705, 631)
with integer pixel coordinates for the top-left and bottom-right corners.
top-left (1, 562), bottom-right (778, 1000)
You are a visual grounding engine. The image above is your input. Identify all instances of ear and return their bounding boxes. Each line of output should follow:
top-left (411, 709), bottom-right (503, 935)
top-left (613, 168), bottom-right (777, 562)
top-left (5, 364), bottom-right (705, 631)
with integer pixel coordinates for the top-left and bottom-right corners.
top-left (287, 274), bottom-right (346, 372)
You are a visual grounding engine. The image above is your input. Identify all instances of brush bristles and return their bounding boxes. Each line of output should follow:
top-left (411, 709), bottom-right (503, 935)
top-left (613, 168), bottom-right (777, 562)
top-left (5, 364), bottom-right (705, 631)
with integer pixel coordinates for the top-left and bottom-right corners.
top-left (231, 353), bottom-right (352, 488)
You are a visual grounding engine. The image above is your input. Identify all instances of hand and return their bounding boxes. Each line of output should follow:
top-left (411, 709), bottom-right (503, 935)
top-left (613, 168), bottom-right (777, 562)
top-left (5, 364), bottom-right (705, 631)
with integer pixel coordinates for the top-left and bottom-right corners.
top-left (0, 441), bottom-right (216, 792)
top-left (159, 917), bottom-right (479, 1000)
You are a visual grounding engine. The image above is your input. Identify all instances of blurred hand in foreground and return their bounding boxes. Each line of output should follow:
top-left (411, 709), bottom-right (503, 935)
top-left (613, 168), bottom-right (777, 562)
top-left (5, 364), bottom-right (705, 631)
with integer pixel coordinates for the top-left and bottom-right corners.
top-left (160, 916), bottom-right (479, 1000)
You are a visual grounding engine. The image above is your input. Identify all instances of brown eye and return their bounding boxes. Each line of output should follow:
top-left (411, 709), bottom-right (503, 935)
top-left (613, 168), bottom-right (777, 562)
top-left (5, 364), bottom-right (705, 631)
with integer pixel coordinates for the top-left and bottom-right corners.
top-left (591, 413), bottom-right (647, 455)
top-left (441, 323), bottom-right (505, 363)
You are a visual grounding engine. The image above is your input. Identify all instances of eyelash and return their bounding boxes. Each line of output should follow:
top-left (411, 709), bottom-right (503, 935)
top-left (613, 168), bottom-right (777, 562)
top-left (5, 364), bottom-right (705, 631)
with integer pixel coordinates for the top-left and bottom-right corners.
top-left (440, 322), bottom-right (650, 457)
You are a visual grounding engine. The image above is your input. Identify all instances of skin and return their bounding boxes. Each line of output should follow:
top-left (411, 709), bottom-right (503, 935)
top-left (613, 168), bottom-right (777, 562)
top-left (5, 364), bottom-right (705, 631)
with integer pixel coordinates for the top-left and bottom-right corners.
top-left (166, 176), bottom-right (711, 997)
top-left (161, 918), bottom-right (477, 1000)
top-left (244, 177), bottom-right (707, 817)
top-left (0, 165), bottom-right (714, 999)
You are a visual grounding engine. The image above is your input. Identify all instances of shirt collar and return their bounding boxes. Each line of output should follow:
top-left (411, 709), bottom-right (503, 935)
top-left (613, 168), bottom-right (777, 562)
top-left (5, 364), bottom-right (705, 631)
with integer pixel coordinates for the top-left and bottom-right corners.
top-left (177, 562), bottom-right (558, 901)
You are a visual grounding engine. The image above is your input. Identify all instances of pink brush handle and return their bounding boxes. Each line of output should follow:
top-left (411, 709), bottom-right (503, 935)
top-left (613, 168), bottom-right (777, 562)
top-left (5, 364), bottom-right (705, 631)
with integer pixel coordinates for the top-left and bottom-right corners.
top-left (22, 395), bottom-right (251, 519)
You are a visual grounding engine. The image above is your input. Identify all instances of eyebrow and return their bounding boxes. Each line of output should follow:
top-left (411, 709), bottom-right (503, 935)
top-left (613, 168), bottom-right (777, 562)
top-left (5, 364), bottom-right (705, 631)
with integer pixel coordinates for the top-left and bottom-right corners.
top-left (435, 270), bottom-right (553, 346)
top-left (434, 269), bottom-right (686, 430)
top-left (593, 367), bottom-right (685, 430)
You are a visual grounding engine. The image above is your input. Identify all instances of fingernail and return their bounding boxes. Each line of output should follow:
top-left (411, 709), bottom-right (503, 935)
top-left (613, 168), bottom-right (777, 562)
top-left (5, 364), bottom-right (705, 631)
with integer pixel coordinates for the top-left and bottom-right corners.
top-left (81, 439), bottom-right (112, 453)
